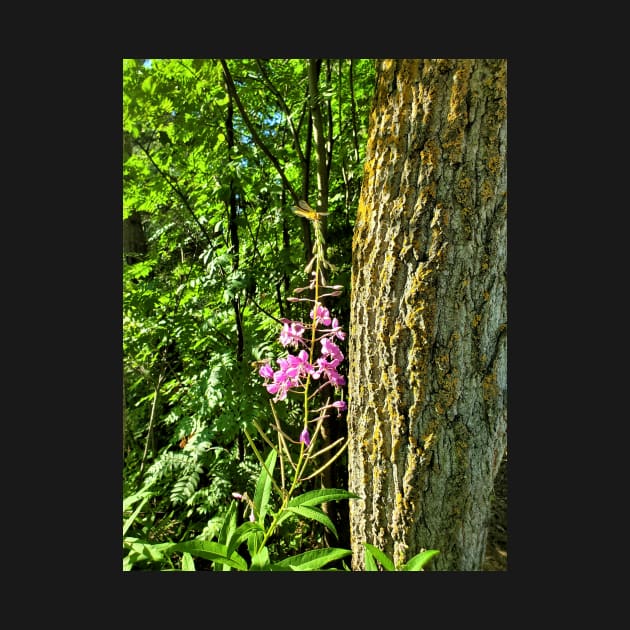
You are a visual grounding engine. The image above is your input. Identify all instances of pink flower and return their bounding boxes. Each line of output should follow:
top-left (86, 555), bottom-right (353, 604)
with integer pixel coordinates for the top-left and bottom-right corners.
top-left (330, 318), bottom-right (346, 340)
top-left (316, 356), bottom-right (346, 389)
top-left (300, 428), bottom-right (311, 447)
top-left (321, 337), bottom-right (344, 363)
top-left (328, 370), bottom-right (346, 388)
top-left (266, 379), bottom-right (289, 401)
top-left (263, 350), bottom-right (318, 402)
top-left (279, 321), bottom-right (305, 348)
top-left (310, 304), bottom-right (332, 326)
top-left (258, 297), bottom-right (346, 405)
top-left (332, 400), bottom-right (347, 413)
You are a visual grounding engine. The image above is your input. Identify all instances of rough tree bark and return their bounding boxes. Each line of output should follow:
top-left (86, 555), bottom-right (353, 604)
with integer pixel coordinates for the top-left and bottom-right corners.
top-left (347, 59), bottom-right (507, 571)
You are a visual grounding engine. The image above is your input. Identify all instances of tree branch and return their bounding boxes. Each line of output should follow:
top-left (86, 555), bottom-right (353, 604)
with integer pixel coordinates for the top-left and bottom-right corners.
top-left (219, 60), bottom-right (301, 205)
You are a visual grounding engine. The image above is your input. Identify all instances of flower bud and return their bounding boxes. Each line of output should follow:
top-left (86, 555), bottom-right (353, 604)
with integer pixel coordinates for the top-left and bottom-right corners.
top-left (300, 428), bottom-right (311, 448)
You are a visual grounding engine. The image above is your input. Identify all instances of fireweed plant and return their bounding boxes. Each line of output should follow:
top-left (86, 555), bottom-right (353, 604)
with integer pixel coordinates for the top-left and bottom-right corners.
top-left (255, 212), bottom-right (348, 481)
top-left (223, 202), bottom-right (359, 570)
top-left (123, 202), bottom-right (438, 571)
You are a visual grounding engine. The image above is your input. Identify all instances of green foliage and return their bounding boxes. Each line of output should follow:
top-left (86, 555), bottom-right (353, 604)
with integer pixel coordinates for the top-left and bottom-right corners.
top-left (253, 448), bottom-right (276, 524)
top-left (362, 542), bottom-right (440, 571)
top-left (123, 58), bottom-right (379, 570)
top-left (124, 445), bottom-right (359, 571)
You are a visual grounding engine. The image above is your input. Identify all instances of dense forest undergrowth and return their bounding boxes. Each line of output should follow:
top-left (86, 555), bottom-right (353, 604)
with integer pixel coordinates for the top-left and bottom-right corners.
top-left (123, 58), bottom-right (507, 571)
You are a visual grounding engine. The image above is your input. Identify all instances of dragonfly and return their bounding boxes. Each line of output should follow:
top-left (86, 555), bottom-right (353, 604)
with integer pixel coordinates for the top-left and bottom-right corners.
top-left (292, 200), bottom-right (328, 222)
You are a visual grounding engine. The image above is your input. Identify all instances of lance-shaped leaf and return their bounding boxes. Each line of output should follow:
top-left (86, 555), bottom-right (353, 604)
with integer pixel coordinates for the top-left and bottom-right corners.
top-left (364, 548), bottom-right (379, 571)
top-left (286, 505), bottom-right (338, 539)
top-left (400, 549), bottom-right (440, 571)
top-left (181, 552), bottom-right (196, 571)
top-left (226, 520), bottom-right (265, 559)
top-left (213, 500), bottom-right (240, 571)
top-left (362, 542), bottom-right (396, 571)
top-left (170, 540), bottom-right (248, 571)
top-left (123, 493), bottom-right (152, 537)
top-left (253, 448), bottom-right (277, 523)
top-left (286, 488), bottom-right (359, 508)
top-left (250, 545), bottom-right (271, 571)
top-left (123, 539), bottom-right (173, 569)
top-left (218, 499), bottom-right (239, 548)
top-left (269, 547), bottom-right (352, 571)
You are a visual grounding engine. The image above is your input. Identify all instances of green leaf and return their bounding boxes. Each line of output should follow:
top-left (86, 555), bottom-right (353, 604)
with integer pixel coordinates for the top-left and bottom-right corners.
top-left (216, 94), bottom-right (230, 107)
top-left (122, 492), bottom-right (152, 536)
top-left (250, 546), bottom-right (270, 571)
top-left (270, 547), bottom-right (352, 571)
top-left (362, 543), bottom-right (396, 571)
top-left (286, 506), bottom-right (337, 539)
top-left (218, 500), bottom-right (238, 547)
top-left (400, 549), bottom-right (440, 571)
top-left (226, 520), bottom-right (265, 559)
top-left (123, 488), bottom-right (153, 511)
top-left (253, 449), bottom-right (277, 523)
top-left (364, 548), bottom-right (379, 571)
top-left (125, 260), bottom-right (155, 280)
top-left (246, 525), bottom-right (264, 562)
top-left (170, 540), bottom-right (247, 571)
top-left (141, 76), bottom-right (153, 93)
top-left (287, 488), bottom-right (359, 508)
top-left (181, 552), bottom-right (196, 571)
top-left (123, 540), bottom-right (173, 567)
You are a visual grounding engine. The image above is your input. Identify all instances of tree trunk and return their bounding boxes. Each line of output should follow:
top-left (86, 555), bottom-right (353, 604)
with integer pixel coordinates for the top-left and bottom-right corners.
top-left (347, 59), bottom-right (507, 571)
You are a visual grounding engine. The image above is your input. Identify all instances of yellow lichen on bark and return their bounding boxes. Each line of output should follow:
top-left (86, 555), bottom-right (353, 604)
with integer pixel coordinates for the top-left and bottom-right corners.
top-left (480, 179), bottom-right (495, 204)
top-left (441, 60), bottom-right (472, 164)
top-left (482, 370), bottom-right (500, 402)
top-left (349, 59), bottom-right (507, 571)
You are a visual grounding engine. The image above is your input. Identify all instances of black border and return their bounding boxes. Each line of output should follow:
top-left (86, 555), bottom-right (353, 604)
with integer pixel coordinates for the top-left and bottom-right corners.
top-left (114, 52), bottom-right (526, 614)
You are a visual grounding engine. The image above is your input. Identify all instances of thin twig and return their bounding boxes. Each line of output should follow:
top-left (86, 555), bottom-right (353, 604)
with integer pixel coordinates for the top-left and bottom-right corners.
top-left (302, 440), bottom-right (349, 481)
top-left (306, 436), bottom-right (345, 461)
